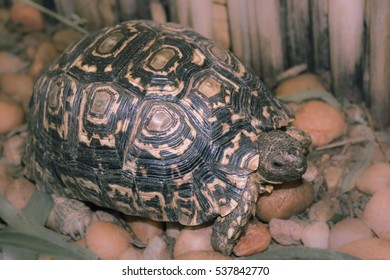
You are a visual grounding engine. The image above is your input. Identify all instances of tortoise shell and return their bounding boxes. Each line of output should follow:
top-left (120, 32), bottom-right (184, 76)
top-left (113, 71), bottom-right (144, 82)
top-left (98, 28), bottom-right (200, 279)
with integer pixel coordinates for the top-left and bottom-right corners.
top-left (24, 20), bottom-right (293, 225)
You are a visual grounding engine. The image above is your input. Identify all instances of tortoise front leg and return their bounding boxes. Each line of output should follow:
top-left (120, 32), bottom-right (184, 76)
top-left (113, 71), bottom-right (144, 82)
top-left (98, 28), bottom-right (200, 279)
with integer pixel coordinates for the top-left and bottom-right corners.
top-left (211, 173), bottom-right (259, 255)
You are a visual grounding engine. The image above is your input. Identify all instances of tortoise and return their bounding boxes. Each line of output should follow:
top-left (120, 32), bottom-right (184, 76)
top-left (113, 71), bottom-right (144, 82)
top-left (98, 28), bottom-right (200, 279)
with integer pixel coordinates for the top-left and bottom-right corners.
top-left (23, 20), bottom-right (310, 255)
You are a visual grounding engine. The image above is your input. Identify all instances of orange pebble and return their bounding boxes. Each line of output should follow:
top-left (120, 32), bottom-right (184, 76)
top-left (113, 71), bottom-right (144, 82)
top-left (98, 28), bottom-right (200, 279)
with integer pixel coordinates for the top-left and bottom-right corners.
top-left (86, 221), bottom-right (132, 260)
top-left (293, 100), bottom-right (345, 146)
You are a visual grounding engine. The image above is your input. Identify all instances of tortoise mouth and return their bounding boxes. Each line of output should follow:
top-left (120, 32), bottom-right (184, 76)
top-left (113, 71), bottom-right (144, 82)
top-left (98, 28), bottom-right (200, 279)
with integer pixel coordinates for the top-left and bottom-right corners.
top-left (257, 173), bottom-right (283, 184)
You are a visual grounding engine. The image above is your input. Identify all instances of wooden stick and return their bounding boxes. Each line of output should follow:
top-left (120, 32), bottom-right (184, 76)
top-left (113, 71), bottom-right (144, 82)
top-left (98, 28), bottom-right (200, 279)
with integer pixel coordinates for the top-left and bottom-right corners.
top-left (329, 0), bottom-right (365, 103)
top-left (190, 0), bottom-right (214, 39)
top-left (369, 0), bottom-right (390, 128)
top-left (283, 0), bottom-right (311, 67)
top-left (176, 0), bottom-right (191, 27)
top-left (212, 0), bottom-right (230, 49)
top-left (246, 0), bottom-right (260, 74)
top-left (254, 0), bottom-right (284, 85)
top-left (226, 0), bottom-right (251, 65)
top-left (311, 0), bottom-right (330, 72)
top-left (315, 136), bottom-right (366, 151)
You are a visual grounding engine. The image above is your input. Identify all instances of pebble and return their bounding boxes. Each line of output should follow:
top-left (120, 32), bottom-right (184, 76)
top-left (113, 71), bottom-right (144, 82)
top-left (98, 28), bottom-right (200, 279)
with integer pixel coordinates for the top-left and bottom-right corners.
top-left (175, 250), bottom-right (232, 260)
top-left (269, 218), bottom-right (305, 245)
top-left (3, 134), bottom-right (26, 165)
top-left (0, 8), bottom-right (9, 23)
top-left (0, 162), bottom-right (10, 175)
top-left (173, 224), bottom-right (213, 259)
top-left (143, 236), bottom-right (170, 260)
top-left (28, 41), bottom-right (58, 78)
top-left (233, 220), bottom-right (271, 256)
top-left (0, 73), bottom-right (34, 112)
top-left (5, 177), bottom-right (36, 209)
top-left (0, 52), bottom-right (26, 74)
top-left (10, 2), bottom-right (45, 32)
top-left (356, 162), bottom-right (390, 195)
top-left (328, 218), bottom-right (374, 249)
top-left (307, 199), bottom-right (334, 223)
top-left (336, 238), bottom-right (390, 260)
top-left (76, 238), bottom-right (87, 248)
top-left (324, 165), bottom-right (344, 192)
top-left (0, 174), bottom-right (12, 195)
top-left (293, 100), bottom-right (346, 147)
top-left (301, 222), bottom-right (329, 249)
top-left (0, 95), bottom-right (25, 134)
top-left (275, 73), bottom-right (326, 97)
top-left (118, 246), bottom-right (144, 260)
top-left (85, 221), bottom-right (132, 260)
top-left (53, 28), bottom-right (84, 52)
top-left (301, 162), bottom-right (319, 183)
top-left (363, 187), bottom-right (390, 240)
top-left (256, 180), bottom-right (314, 222)
top-left (127, 217), bottom-right (164, 245)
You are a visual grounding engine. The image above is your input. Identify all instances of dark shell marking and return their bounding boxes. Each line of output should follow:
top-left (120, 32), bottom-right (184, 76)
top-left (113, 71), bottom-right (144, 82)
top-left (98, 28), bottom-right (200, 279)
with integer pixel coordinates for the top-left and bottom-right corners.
top-left (24, 20), bottom-right (292, 225)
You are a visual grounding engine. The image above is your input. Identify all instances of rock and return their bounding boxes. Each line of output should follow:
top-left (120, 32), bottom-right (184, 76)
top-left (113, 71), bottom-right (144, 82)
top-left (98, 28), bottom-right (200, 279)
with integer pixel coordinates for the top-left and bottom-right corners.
top-left (324, 165), bottom-right (344, 192)
top-left (269, 218), bottom-right (305, 245)
top-left (256, 180), bottom-right (314, 222)
top-left (143, 236), bottom-right (170, 260)
top-left (10, 2), bottom-right (45, 32)
top-left (0, 174), bottom-right (12, 195)
top-left (175, 250), bottom-right (232, 260)
top-left (173, 224), bottom-right (213, 259)
top-left (5, 178), bottom-right (36, 209)
top-left (292, 100), bottom-right (346, 147)
top-left (127, 217), bottom-right (164, 245)
top-left (22, 33), bottom-right (50, 60)
top-left (308, 199), bottom-right (334, 223)
top-left (0, 52), bottom-right (26, 74)
top-left (0, 73), bottom-right (34, 112)
top-left (363, 188), bottom-right (390, 240)
top-left (85, 221), bottom-right (132, 260)
top-left (336, 238), bottom-right (390, 260)
top-left (0, 162), bottom-right (10, 175)
top-left (276, 73), bottom-right (326, 97)
top-left (0, 8), bottom-right (9, 24)
top-left (53, 28), bottom-right (84, 52)
top-left (301, 222), bottom-right (329, 249)
top-left (329, 218), bottom-right (374, 249)
top-left (75, 238), bottom-right (87, 248)
top-left (0, 95), bottom-right (25, 134)
top-left (28, 41), bottom-right (58, 78)
top-left (233, 220), bottom-right (271, 256)
top-left (356, 162), bottom-right (390, 195)
top-left (3, 134), bottom-right (26, 165)
top-left (302, 162), bottom-right (319, 183)
top-left (118, 246), bottom-right (144, 260)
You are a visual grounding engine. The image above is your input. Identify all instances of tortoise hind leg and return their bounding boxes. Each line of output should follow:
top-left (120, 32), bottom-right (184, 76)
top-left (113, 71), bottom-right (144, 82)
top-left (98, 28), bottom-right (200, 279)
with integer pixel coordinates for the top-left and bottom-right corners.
top-left (211, 173), bottom-right (259, 255)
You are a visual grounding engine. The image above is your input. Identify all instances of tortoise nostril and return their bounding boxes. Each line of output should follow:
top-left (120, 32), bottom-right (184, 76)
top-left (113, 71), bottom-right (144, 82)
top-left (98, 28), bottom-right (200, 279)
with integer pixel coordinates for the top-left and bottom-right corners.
top-left (272, 161), bottom-right (284, 169)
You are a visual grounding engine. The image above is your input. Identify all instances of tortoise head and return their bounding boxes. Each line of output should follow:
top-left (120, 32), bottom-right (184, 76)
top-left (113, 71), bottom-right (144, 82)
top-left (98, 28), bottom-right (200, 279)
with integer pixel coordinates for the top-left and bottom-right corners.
top-left (257, 128), bottom-right (311, 184)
